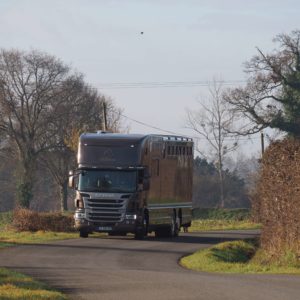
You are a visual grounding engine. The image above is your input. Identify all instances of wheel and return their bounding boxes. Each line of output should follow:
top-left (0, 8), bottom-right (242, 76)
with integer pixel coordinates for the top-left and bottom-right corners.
top-left (108, 232), bottom-right (127, 236)
top-left (134, 214), bottom-right (148, 240)
top-left (155, 213), bottom-right (178, 238)
top-left (174, 216), bottom-right (180, 237)
top-left (79, 230), bottom-right (89, 238)
top-left (167, 215), bottom-right (176, 237)
top-left (155, 228), bottom-right (167, 238)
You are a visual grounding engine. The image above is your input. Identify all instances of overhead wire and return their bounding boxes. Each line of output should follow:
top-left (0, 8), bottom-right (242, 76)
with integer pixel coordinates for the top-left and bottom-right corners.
top-left (96, 79), bottom-right (256, 141)
top-left (119, 112), bottom-right (260, 141)
top-left (95, 80), bottom-right (246, 89)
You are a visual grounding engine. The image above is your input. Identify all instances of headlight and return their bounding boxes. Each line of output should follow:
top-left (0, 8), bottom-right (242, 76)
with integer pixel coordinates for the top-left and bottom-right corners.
top-left (74, 212), bottom-right (85, 219)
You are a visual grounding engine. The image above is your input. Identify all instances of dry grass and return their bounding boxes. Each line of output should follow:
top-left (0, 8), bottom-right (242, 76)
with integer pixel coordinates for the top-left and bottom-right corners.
top-left (12, 209), bottom-right (75, 232)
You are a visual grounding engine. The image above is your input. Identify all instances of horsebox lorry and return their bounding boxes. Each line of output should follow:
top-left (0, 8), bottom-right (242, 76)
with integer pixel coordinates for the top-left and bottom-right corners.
top-left (68, 132), bottom-right (193, 239)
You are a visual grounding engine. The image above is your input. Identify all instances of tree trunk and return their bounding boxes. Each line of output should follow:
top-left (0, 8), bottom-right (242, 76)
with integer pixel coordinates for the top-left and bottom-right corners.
top-left (218, 168), bottom-right (225, 208)
top-left (218, 153), bottom-right (225, 208)
top-left (17, 158), bottom-right (35, 208)
top-left (59, 180), bottom-right (68, 212)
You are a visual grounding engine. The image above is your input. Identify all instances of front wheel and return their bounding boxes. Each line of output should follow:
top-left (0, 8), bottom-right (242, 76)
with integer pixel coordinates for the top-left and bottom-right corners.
top-left (108, 232), bottom-right (127, 236)
top-left (79, 230), bottom-right (89, 238)
top-left (134, 214), bottom-right (148, 240)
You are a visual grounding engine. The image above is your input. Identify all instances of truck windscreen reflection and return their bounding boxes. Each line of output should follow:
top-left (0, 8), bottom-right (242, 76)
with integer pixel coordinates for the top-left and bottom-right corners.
top-left (78, 170), bottom-right (137, 193)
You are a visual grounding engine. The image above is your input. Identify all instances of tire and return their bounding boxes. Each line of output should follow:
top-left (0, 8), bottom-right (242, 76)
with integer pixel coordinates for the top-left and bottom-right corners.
top-left (155, 213), bottom-right (178, 238)
top-left (79, 230), bottom-right (89, 238)
top-left (134, 214), bottom-right (148, 240)
top-left (108, 232), bottom-right (127, 236)
top-left (167, 215), bottom-right (176, 237)
top-left (174, 216), bottom-right (180, 237)
top-left (155, 228), bottom-right (167, 238)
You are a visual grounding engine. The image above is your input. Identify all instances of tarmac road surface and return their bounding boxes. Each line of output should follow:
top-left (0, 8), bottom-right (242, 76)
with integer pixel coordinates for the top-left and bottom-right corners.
top-left (0, 230), bottom-right (299, 300)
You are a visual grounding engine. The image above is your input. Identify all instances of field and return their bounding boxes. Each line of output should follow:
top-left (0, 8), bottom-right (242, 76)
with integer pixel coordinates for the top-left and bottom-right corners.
top-left (189, 208), bottom-right (260, 231)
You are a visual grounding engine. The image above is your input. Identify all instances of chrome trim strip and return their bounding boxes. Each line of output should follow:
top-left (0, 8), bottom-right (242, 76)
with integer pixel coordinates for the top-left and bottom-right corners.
top-left (148, 203), bottom-right (192, 209)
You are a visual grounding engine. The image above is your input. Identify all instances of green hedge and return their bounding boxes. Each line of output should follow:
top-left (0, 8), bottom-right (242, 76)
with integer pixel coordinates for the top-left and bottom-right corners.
top-left (192, 208), bottom-right (250, 221)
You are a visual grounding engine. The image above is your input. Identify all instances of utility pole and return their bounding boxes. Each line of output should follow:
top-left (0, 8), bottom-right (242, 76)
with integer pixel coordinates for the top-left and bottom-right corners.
top-left (102, 101), bottom-right (108, 131)
top-left (261, 132), bottom-right (265, 156)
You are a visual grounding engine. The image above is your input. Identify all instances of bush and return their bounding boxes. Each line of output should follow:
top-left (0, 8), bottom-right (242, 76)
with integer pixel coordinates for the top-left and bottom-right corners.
top-left (0, 212), bottom-right (13, 228)
top-left (12, 208), bottom-right (75, 232)
top-left (254, 138), bottom-right (300, 257)
top-left (192, 208), bottom-right (250, 221)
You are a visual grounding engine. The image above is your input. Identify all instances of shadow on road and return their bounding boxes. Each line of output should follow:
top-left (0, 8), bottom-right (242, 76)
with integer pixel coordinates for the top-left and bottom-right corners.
top-left (9, 231), bottom-right (259, 256)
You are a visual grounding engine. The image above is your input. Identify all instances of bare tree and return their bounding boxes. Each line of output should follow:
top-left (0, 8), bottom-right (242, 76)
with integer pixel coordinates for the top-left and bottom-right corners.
top-left (186, 80), bottom-right (238, 207)
top-left (224, 29), bottom-right (300, 137)
top-left (40, 86), bottom-right (123, 211)
top-left (0, 49), bottom-right (74, 207)
top-left (0, 49), bottom-right (124, 211)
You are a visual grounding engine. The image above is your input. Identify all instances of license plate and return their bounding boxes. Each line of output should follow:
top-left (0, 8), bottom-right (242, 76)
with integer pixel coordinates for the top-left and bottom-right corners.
top-left (98, 226), bottom-right (113, 231)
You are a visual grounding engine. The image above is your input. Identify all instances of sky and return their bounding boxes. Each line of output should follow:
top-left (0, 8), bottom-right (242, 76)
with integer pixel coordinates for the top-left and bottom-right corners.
top-left (0, 0), bottom-right (299, 157)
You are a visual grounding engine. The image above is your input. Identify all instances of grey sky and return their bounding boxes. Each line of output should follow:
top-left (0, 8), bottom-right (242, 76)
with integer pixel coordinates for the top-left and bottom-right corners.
top-left (0, 0), bottom-right (299, 154)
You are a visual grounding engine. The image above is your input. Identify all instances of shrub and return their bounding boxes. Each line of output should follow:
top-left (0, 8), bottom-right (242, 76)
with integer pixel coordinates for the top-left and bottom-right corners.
top-left (255, 137), bottom-right (300, 257)
top-left (0, 212), bottom-right (13, 228)
top-left (192, 208), bottom-right (250, 221)
top-left (12, 208), bottom-right (75, 232)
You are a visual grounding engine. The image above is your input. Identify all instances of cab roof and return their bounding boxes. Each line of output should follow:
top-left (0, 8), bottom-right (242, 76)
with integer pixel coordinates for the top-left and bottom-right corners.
top-left (80, 132), bottom-right (147, 145)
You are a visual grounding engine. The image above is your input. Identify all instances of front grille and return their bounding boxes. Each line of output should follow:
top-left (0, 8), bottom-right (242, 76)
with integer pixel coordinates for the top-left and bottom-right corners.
top-left (84, 196), bottom-right (128, 224)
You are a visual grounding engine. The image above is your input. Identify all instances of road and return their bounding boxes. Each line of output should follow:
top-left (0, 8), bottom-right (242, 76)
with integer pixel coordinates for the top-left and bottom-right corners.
top-left (0, 230), bottom-right (299, 300)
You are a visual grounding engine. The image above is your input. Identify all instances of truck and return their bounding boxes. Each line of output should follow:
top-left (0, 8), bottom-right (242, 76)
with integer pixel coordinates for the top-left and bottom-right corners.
top-left (68, 131), bottom-right (193, 239)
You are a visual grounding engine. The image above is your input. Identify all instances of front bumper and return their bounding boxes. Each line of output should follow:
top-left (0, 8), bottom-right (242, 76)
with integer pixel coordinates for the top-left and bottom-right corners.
top-left (74, 215), bottom-right (138, 233)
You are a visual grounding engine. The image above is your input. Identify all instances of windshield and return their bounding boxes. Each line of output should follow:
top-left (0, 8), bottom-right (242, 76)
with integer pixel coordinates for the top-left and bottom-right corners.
top-left (78, 144), bottom-right (139, 167)
top-left (78, 170), bottom-right (137, 193)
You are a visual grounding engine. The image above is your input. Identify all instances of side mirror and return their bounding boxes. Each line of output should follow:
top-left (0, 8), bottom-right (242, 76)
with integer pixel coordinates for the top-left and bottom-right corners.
top-left (68, 170), bottom-right (75, 189)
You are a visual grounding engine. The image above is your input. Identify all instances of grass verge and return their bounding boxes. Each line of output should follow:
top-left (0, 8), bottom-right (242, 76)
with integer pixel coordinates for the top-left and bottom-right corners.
top-left (180, 239), bottom-right (300, 274)
top-left (0, 267), bottom-right (66, 299)
top-left (189, 219), bottom-right (261, 232)
top-left (0, 230), bottom-right (105, 248)
top-left (0, 230), bottom-right (79, 247)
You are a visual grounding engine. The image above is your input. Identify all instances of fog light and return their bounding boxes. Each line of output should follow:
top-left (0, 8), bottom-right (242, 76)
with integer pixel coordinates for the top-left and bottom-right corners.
top-left (125, 214), bottom-right (137, 220)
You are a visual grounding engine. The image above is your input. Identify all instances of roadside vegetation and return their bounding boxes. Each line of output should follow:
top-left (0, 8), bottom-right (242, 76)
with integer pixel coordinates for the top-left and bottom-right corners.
top-left (0, 209), bottom-right (78, 248)
top-left (0, 210), bottom-right (108, 299)
top-left (0, 209), bottom-right (105, 248)
top-left (0, 230), bottom-right (79, 248)
top-left (181, 239), bottom-right (300, 274)
top-left (0, 268), bottom-right (67, 300)
top-left (189, 208), bottom-right (260, 232)
top-left (0, 210), bottom-right (74, 298)
top-left (185, 30), bottom-right (300, 274)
